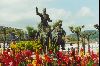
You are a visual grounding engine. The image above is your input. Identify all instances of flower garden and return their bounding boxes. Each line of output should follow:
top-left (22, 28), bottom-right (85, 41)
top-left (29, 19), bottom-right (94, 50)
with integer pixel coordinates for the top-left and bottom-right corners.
top-left (0, 40), bottom-right (99, 66)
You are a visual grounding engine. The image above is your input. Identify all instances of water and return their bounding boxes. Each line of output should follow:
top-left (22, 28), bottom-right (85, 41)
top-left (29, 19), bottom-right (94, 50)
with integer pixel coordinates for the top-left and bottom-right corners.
top-left (65, 42), bottom-right (99, 53)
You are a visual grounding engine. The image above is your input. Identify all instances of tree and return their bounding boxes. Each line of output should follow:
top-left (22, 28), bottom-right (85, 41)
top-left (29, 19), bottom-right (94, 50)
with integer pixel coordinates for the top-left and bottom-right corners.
top-left (0, 26), bottom-right (7, 50)
top-left (69, 25), bottom-right (84, 52)
top-left (53, 20), bottom-right (62, 29)
top-left (15, 29), bottom-right (25, 41)
top-left (94, 24), bottom-right (99, 31)
top-left (26, 26), bottom-right (37, 40)
top-left (83, 31), bottom-right (96, 52)
top-left (80, 31), bottom-right (87, 55)
top-left (67, 35), bottom-right (77, 43)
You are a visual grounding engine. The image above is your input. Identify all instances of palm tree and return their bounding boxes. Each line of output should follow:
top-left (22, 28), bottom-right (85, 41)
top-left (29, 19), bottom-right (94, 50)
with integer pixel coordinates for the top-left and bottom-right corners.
top-left (84, 31), bottom-right (96, 52)
top-left (69, 25), bottom-right (84, 52)
top-left (80, 31), bottom-right (87, 55)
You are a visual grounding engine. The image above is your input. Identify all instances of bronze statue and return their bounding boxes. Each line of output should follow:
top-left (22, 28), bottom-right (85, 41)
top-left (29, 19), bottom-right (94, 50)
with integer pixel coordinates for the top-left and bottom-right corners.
top-left (36, 7), bottom-right (52, 27)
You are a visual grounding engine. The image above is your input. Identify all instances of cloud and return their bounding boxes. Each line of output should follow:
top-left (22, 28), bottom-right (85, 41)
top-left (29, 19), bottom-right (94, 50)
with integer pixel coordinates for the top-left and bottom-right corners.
top-left (77, 7), bottom-right (94, 17)
top-left (0, 0), bottom-right (98, 35)
top-left (0, 10), bottom-right (33, 22)
top-left (0, 0), bottom-right (61, 23)
top-left (47, 8), bottom-right (71, 21)
top-left (0, 0), bottom-right (71, 30)
top-left (0, 0), bottom-right (33, 21)
top-left (85, 20), bottom-right (99, 30)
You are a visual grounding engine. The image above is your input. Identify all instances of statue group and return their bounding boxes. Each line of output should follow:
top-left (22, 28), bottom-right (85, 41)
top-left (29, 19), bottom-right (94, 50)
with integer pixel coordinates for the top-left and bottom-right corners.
top-left (36, 7), bottom-right (66, 53)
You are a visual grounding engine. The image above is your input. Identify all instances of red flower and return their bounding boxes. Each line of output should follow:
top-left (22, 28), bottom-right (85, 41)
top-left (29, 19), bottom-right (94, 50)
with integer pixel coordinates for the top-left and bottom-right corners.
top-left (44, 54), bottom-right (53, 63)
top-left (92, 64), bottom-right (97, 66)
top-left (80, 48), bottom-right (84, 52)
top-left (76, 56), bottom-right (81, 63)
top-left (36, 52), bottom-right (39, 60)
top-left (56, 51), bottom-right (63, 59)
top-left (24, 50), bottom-right (32, 57)
top-left (2, 56), bottom-right (14, 66)
top-left (75, 49), bottom-right (78, 55)
top-left (3, 51), bottom-right (8, 55)
top-left (38, 57), bottom-right (42, 64)
top-left (36, 52), bottom-right (42, 64)
top-left (70, 51), bottom-right (72, 55)
top-left (15, 60), bottom-right (20, 66)
top-left (44, 54), bottom-right (49, 61)
top-left (27, 64), bottom-right (33, 66)
top-left (61, 55), bottom-right (69, 64)
top-left (57, 59), bottom-right (61, 65)
top-left (91, 53), bottom-right (98, 60)
top-left (15, 53), bottom-right (22, 60)
top-left (48, 57), bottom-right (53, 63)
top-left (49, 50), bottom-right (53, 54)
top-left (76, 64), bottom-right (81, 66)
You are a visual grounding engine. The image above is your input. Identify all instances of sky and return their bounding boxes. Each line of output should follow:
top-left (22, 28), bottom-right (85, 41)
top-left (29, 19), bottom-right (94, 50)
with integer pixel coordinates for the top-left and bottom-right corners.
top-left (0, 0), bottom-right (99, 35)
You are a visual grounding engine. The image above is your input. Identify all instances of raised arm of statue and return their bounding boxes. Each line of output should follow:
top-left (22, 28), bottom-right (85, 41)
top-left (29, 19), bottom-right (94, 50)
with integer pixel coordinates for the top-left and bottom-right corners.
top-left (36, 7), bottom-right (42, 16)
top-left (36, 7), bottom-right (38, 13)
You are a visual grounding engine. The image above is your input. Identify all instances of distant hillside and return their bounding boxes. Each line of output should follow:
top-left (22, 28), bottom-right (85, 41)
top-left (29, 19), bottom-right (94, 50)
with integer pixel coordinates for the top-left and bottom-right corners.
top-left (84, 30), bottom-right (99, 41)
top-left (68, 30), bottom-right (99, 42)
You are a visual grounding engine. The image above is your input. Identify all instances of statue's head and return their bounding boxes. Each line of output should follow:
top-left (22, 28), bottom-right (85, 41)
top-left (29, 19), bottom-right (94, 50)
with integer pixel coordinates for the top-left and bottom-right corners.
top-left (43, 8), bottom-right (46, 14)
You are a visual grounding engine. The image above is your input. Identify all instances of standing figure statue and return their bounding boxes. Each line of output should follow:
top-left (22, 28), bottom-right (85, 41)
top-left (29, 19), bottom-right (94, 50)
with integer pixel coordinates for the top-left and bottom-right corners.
top-left (36, 7), bottom-right (52, 29)
top-left (57, 21), bottom-right (66, 50)
top-left (52, 21), bottom-right (66, 50)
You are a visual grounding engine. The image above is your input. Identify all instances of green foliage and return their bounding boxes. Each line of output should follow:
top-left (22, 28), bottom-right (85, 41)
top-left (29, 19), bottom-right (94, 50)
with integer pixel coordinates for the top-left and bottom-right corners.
top-left (25, 41), bottom-right (33, 50)
top-left (26, 26), bottom-right (37, 39)
top-left (68, 30), bottom-right (99, 42)
top-left (69, 25), bottom-right (84, 34)
top-left (0, 26), bottom-right (25, 41)
top-left (15, 29), bottom-right (25, 40)
top-left (94, 24), bottom-right (99, 30)
top-left (10, 40), bottom-right (42, 51)
top-left (16, 42), bottom-right (26, 50)
top-left (83, 30), bottom-right (99, 41)
top-left (67, 35), bottom-right (77, 42)
top-left (53, 20), bottom-right (62, 29)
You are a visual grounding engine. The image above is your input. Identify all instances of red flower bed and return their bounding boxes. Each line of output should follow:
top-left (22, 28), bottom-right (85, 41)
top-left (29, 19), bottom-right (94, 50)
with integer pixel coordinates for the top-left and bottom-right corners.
top-left (0, 48), bottom-right (99, 66)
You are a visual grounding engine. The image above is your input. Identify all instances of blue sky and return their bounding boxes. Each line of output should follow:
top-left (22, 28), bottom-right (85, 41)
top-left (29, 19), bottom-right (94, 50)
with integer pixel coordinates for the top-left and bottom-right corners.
top-left (0, 0), bottom-right (99, 35)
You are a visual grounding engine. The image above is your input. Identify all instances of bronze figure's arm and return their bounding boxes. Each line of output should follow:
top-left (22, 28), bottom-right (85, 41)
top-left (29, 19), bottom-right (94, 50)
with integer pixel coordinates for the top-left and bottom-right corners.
top-left (36, 7), bottom-right (42, 16)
